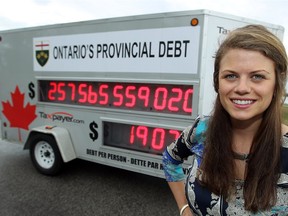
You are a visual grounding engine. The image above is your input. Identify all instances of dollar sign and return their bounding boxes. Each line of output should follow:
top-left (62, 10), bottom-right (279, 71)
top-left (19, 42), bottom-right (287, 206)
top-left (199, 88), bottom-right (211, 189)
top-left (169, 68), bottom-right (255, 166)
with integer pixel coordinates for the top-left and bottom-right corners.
top-left (89, 121), bottom-right (98, 141)
top-left (28, 82), bottom-right (35, 99)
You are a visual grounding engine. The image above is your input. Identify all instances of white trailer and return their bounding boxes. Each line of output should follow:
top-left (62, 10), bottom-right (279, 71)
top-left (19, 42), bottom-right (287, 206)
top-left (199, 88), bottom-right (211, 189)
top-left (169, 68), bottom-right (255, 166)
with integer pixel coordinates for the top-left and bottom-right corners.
top-left (0, 10), bottom-right (284, 177)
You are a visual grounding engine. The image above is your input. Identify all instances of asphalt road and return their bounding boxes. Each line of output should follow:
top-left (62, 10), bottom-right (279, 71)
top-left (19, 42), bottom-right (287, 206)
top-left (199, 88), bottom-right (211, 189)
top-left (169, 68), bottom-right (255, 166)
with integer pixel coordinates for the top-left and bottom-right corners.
top-left (0, 140), bottom-right (178, 216)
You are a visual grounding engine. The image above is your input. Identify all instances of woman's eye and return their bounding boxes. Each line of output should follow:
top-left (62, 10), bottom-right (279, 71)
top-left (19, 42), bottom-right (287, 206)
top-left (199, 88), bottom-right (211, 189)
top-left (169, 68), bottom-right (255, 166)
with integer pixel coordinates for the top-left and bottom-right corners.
top-left (252, 74), bottom-right (265, 80)
top-left (225, 74), bottom-right (237, 80)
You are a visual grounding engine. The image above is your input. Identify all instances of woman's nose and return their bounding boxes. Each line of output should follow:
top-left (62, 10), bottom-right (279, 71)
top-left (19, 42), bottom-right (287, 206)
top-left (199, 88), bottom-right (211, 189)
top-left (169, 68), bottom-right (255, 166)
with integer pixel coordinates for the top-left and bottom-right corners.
top-left (234, 78), bottom-right (251, 94)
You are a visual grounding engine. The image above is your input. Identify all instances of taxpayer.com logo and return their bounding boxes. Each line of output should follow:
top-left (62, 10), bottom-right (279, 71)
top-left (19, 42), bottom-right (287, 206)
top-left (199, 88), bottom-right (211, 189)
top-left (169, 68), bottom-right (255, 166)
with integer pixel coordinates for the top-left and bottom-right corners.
top-left (38, 111), bottom-right (85, 124)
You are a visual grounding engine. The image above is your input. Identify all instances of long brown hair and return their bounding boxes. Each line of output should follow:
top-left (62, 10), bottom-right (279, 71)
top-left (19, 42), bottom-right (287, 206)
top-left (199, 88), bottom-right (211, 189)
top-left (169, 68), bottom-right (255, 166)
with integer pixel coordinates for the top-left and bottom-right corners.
top-left (200, 25), bottom-right (288, 212)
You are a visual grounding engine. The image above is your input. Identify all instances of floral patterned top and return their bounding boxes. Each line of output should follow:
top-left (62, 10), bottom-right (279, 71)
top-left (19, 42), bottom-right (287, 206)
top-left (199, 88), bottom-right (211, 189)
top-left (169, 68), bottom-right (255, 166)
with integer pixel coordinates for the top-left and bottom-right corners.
top-left (162, 116), bottom-right (288, 216)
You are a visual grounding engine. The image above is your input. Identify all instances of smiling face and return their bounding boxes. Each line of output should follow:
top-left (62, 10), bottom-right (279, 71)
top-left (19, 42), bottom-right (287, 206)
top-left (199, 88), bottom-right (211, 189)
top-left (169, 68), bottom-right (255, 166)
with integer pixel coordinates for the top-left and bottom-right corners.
top-left (218, 48), bottom-right (276, 123)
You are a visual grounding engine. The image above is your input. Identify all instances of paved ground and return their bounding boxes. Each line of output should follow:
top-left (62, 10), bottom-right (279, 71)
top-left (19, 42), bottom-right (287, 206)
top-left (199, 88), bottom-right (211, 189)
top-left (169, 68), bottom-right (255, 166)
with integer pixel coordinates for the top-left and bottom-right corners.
top-left (0, 140), bottom-right (178, 216)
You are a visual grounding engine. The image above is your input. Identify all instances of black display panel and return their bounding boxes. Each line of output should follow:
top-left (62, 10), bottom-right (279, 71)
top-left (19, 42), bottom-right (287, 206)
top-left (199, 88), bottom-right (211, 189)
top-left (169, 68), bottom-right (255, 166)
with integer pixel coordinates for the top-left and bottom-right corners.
top-left (103, 122), bottom-right (181, 155)
top-left (38, 80), bottom-right (193, 115)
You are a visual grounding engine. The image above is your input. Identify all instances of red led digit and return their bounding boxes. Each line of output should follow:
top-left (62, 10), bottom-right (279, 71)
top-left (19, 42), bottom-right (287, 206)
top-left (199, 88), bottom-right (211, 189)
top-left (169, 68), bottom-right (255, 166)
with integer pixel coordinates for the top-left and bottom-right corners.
top-left (168, 88), bottom-right (182, 111)
top-left (136, 126), bottom-right (148, 146)
top-left (57, 82), bottom-right (66, 101)
top-left (169, 129), bottom-right (181, 140)
top-left (87, 85), bottom-right (97, 104)
top-left (48, 82), bottom-right (57, 100)
top-left (68, 83), bottom-right (76, 101)
top-left (113, 85), bottom-right (124, 106)
top-left (138, 86), bottom-right (150, 107)
top-left (78, 83), bottom-right (88, 103)
top-left (151, 128), bottom-right (165, 150)
top-left (183, 89), bottom-right (193, 113)
top-left (99, 84), bottom-right (108, 105)
top-left (125, 85), bottom-right (136, 107)
top-left (130, 126), bottom-right (135, 144)
top-left (154, 87), bottom-right (168, 110)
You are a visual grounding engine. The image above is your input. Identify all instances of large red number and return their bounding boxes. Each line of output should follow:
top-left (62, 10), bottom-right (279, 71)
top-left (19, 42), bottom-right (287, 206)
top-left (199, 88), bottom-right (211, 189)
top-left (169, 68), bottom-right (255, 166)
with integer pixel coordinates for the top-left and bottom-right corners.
top-left (113, 85), bottom-right (124, 106)
top-left (168, 88), bottom-right (182, 111)
top-left (138, 86), bottom-right (150, 107)
top-left (48, 82), bottom-right (57, 100)
top-left (87, 85), bottom-right (97, 104)
top-left (57, 82), bottom-right (66, 101)
top-left (125, 85), bottom-right (136, 107)
top-left (99, 84), bottom-right (108, 105)
top-left (78, 83), bottom-right (87, 103)
top-left (44, 81), bottom-right (193, 115)
top-left (183, 89), bottom-right (193, 113)
top-left (154, 87), bottom-right (167, 110)
top-left (68, 83), bottom-right (76, 101)
top-left (136, 126), bottom-right (148, 146)
top-left (151, 128), bottom-right (165, 150)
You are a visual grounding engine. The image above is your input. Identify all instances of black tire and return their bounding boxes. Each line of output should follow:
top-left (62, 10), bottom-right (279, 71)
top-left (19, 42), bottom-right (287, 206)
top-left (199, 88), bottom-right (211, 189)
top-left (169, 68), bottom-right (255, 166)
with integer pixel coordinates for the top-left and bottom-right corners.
top-left (29, 134), bottom-right (64, 175)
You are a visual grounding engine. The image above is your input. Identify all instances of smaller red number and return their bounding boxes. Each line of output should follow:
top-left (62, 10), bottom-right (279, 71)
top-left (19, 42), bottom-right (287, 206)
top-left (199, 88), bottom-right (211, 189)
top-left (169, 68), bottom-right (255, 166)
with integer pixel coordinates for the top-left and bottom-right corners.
top-left (130, 126), bottom-right (135, 144)
top-left (136, 126), bottom-right (148, 146)
top-left (169, 130), bottom-right (181, 140)
top-left (151, 128), bottom-right (165, 150)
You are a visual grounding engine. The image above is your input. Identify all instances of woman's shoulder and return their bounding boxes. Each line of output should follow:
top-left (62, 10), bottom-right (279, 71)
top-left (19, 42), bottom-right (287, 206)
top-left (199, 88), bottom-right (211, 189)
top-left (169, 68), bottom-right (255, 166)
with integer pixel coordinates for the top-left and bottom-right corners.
top-left (185, 116), bottom-right (209, 145)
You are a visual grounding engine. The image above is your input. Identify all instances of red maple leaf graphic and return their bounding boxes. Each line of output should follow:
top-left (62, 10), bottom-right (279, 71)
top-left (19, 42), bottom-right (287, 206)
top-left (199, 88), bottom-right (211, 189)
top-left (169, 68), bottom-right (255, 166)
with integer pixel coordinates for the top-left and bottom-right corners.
top-left (2, 86), bottom-right (37, 130)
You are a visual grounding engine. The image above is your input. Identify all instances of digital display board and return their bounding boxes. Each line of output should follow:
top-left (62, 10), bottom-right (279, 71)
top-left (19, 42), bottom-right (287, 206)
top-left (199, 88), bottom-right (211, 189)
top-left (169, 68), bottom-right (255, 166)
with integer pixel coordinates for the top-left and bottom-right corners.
top-left (103, 121), bottom-right (181, 155)
top-left (38, 80), bottom-right (193, 115)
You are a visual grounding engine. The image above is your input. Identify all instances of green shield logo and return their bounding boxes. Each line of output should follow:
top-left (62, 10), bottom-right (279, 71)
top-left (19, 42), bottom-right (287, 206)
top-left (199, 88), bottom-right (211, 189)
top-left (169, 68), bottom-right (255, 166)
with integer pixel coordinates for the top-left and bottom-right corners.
top-left (36, 50), bottom-right (49, 67)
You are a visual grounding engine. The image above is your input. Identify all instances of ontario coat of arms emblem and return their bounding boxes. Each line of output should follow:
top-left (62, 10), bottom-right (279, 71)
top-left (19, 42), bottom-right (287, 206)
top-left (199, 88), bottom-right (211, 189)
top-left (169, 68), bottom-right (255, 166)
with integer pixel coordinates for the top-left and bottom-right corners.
top-left (35, 41), bottom-right (49, 67)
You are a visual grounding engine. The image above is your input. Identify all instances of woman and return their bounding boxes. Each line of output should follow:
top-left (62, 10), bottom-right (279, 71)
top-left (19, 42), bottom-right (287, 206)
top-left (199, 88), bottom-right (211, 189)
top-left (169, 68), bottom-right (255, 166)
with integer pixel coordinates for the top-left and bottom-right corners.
top-left (162, 25), bottom-right (288, 215)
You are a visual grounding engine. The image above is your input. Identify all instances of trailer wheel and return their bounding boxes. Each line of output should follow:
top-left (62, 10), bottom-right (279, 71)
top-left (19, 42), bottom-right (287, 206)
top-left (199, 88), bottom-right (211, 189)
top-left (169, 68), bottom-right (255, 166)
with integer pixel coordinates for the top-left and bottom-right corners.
top-left (29, 134), bottom-right (64, 175)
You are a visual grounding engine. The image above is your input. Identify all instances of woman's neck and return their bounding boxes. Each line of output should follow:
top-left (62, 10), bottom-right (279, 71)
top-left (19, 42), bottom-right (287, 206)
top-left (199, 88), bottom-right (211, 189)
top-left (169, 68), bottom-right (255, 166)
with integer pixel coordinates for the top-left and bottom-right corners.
top-left (231, 116), bottom-right (262, 153)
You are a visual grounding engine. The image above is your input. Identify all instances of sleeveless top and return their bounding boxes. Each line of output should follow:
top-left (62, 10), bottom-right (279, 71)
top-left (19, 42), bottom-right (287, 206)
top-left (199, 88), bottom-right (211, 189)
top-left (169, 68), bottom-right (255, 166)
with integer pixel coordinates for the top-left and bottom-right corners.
top-left (162, 116), bottom-right (288, 215)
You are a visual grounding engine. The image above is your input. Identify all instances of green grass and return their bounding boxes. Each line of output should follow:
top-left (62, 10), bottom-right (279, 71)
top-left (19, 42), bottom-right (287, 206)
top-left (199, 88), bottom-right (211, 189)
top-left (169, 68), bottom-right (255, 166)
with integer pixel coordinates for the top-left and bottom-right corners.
top-left (282, 104), bottom-right (288, 125)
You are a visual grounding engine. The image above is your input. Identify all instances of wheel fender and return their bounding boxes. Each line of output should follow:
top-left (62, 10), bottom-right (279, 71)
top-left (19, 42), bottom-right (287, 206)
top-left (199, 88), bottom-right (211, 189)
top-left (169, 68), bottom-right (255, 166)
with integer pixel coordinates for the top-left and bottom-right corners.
top-left (24, 126), bottom-right (76, 162)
